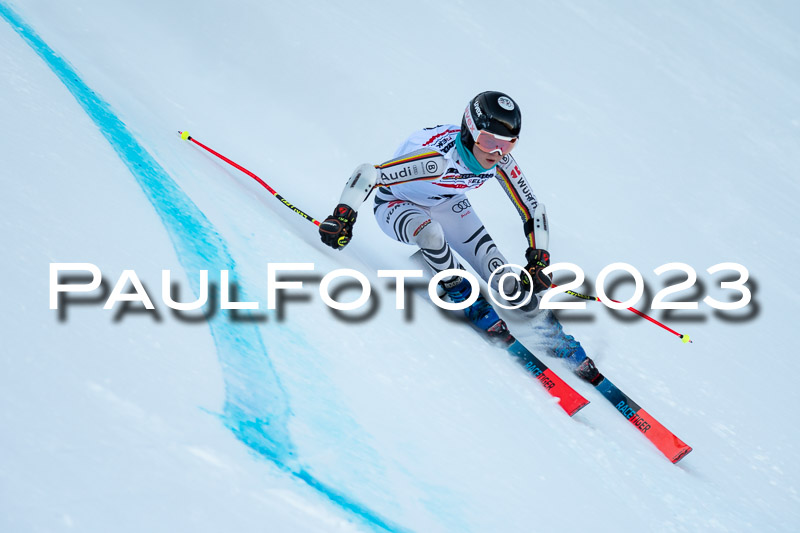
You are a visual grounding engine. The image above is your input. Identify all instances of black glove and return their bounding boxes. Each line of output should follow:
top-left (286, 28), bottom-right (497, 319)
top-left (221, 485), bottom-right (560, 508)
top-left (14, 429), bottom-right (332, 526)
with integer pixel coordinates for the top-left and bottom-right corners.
top-left (319, 204), bottom-right (358, 249)
top-left (521, 248), bottom-right (552, 293)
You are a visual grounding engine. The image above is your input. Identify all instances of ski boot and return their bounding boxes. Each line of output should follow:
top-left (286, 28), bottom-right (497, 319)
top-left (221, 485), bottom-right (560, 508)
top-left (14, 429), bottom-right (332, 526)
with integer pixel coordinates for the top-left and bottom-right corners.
top-left (440, 276), bottom-right (513, 345)
top-left (554, 330), bottom-right (603, 385)
top-left (573, 352), bottom-right (602, 385)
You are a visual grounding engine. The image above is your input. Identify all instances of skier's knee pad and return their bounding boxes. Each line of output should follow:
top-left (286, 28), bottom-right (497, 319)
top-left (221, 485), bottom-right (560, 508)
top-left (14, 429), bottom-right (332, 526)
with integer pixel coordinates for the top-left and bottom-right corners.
top-left (500, 275), bottom-right (519, 298)
top-left (492, 274), bottom-right (540, 314)
top-left (412, 219), bottom-right (445, 251)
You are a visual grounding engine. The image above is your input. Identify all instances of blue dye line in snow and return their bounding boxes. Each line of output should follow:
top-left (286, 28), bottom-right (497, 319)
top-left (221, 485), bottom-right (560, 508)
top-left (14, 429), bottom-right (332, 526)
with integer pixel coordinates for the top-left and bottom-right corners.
top-left (0, 4), bottom-right (407, 532)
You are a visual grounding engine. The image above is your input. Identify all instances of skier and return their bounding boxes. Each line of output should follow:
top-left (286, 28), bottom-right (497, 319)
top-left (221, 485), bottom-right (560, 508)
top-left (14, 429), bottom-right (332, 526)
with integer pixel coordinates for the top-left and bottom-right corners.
top-left (318, 91), bottom-right (599, 382)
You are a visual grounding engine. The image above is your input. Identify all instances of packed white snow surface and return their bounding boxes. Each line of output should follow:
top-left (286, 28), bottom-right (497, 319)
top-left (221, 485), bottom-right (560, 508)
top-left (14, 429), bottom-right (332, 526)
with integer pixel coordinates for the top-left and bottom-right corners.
top-left (1, 1), bottom-right (799, 531)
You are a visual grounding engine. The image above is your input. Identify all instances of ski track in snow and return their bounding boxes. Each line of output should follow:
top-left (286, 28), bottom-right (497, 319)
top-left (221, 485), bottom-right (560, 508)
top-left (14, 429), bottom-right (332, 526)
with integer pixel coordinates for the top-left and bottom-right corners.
top-left (0, 3), bottom-right (407, 532)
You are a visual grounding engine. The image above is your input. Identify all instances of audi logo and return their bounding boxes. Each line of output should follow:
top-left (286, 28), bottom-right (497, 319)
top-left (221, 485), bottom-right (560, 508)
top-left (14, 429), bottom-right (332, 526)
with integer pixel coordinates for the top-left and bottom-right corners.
top-left (451, 199), bottom-right (472, 213)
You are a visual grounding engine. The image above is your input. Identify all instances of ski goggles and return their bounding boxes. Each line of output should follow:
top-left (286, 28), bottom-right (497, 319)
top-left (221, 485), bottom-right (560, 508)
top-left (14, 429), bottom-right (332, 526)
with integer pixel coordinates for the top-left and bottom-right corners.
top-left (473, 131), bottom-right (518, 155)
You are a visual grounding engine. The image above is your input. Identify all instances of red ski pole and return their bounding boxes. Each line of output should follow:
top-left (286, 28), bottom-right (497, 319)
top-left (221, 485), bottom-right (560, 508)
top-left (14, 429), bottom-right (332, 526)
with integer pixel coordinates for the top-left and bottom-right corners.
top-left (179, 130), bottom-right (321, 227)
top-left (554, 286), bottom-right (692, 343)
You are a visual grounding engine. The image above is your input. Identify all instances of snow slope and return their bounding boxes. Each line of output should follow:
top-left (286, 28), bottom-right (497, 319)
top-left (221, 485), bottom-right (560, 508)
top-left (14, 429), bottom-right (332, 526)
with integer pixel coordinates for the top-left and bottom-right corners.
top-left (2, 1), bottom-right (799, 531)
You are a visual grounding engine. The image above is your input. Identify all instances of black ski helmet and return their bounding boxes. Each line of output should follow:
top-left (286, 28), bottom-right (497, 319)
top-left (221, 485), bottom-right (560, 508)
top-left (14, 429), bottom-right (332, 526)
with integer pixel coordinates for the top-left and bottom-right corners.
top-left (460, 91), bottom-right (522, 152)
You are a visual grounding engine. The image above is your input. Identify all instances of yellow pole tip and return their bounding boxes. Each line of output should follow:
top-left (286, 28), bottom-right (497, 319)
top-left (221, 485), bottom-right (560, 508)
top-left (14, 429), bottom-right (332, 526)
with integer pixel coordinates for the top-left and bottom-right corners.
top-left (681, 334), bottom-right (691, 344)
top-left (180, 130), bottom-right (190, 141)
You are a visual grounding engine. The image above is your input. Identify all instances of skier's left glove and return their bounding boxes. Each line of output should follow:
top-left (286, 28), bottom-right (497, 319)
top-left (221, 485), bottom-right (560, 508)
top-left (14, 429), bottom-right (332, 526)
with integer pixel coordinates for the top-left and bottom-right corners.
top-left (521, 248), bottom-right (552, 294)
top-left (319, 204), bottom-right (358, 250)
